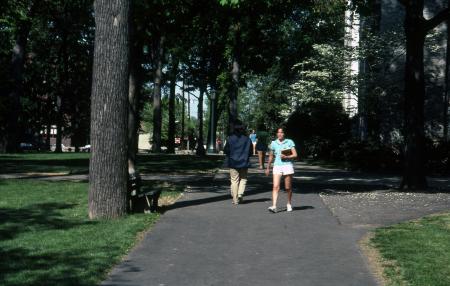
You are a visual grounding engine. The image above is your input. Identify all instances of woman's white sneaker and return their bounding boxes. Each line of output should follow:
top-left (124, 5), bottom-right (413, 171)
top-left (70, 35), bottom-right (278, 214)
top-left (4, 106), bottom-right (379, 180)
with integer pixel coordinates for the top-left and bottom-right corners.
top-left (286, 204), bottom-right (293, 212)
top-left (268, 206), bottom-right (277, 213)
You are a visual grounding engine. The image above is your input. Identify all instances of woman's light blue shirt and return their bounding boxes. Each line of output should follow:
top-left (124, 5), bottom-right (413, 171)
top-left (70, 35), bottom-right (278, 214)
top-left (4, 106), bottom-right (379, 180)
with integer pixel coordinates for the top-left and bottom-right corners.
top-left (269, 139), bottom-right (295, 166)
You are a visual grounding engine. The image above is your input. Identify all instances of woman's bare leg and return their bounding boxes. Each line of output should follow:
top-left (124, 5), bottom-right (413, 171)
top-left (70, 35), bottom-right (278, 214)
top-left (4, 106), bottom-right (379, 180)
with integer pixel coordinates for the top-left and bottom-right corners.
top-left (257, 151), bottom-right (265, 168)
top-left (284, 174), bottom-right (293, 205)
top-left (272, 174), bottom-right (282, 207)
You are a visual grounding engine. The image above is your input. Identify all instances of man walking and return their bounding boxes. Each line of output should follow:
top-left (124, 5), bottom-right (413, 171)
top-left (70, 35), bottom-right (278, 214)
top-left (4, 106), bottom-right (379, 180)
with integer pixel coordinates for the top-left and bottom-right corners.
top-left (224, 121), bottom-right (253, 204)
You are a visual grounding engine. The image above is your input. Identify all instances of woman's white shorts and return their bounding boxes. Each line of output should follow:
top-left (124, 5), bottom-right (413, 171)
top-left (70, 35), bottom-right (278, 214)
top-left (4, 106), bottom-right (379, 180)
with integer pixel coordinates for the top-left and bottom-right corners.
top-left (273, 164), bottom-right (294, 175)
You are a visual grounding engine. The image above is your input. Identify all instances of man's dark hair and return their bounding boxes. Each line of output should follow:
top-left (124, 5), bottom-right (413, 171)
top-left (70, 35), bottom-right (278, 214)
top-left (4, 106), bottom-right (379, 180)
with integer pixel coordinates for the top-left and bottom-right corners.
top-left (233, 120), bottom-right (246, 135)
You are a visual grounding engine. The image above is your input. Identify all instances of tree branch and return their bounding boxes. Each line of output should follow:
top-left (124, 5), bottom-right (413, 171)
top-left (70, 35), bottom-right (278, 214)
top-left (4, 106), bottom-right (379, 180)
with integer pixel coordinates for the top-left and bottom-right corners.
top-left (397, 0), bottom-right (407, 7)
top-left (424, 8), bottom-right (450, 32)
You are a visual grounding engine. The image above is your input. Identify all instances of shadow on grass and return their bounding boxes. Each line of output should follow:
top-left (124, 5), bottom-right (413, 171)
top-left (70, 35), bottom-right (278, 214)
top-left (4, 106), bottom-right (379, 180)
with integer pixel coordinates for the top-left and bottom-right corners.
top-left (0, 202), bottom-right (108, 286)
top-left (0, 158), bottom-right (89, 174)
top-left (0, 154), bottom-right (224, 175)
top-left (137, 154), bottom-right (223, 173)
top-left (0, 246), bottom-right (117, 286)
top-left (0, 202), bottom-right (93, 241)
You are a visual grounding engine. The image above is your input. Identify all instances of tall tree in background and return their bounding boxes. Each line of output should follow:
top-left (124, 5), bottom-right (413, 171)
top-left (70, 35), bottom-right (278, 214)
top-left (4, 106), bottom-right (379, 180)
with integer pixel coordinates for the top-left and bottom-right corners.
top-left (167, 54), bottom-right (179, 154)
top-left (89, 0), bottom-right (130, 219)
top-left (151, 34), bottom-right (164, 153)
top-left (398, 0), bottom-right (449, 189)
top-left (444, 14), bottom-right (450, 142)
top-left (4, 1), bottom-right (39, 152)
top-left (229, 20), bottom-right (240, 133)
top-left (128, 0), bottom-right (143, 175)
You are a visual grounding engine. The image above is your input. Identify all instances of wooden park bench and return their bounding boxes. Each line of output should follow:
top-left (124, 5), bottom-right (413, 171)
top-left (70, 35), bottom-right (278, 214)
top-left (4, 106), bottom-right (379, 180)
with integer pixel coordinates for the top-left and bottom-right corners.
top-left (128, 173), bottom-right (161, 213)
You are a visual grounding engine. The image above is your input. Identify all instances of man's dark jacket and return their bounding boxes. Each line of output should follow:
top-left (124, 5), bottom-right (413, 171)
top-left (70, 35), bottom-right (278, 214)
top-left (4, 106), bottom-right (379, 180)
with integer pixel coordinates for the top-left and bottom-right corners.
top-left (224, 134), bottom-right (252, 169)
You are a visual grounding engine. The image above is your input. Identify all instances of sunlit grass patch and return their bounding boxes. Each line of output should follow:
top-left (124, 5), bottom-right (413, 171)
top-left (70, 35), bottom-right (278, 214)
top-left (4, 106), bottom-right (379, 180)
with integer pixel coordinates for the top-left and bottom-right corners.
top-left (0, 179), bottom-right (159, 286)
top-left (371, 213), bottom-right (450, 286)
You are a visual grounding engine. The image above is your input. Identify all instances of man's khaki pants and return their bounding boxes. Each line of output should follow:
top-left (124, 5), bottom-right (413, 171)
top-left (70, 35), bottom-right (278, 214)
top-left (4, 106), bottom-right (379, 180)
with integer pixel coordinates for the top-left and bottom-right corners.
top-left (229, 168), bottom-right (248, 202)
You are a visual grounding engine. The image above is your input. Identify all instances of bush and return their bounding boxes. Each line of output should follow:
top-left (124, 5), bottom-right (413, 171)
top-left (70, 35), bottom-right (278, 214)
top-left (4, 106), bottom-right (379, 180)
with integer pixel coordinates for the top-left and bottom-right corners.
top-left (285, 100), bottom-right (351, 159)
top-left (426, 140), bottom-right (450, 175)
top-left (334, 139), bottom-right (402, 172)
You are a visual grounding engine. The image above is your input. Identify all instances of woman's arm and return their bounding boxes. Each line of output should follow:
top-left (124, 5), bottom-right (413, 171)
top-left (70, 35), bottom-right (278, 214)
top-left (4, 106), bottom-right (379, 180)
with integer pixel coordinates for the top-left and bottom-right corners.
top-left (280, 147), bottom-right (297, 160)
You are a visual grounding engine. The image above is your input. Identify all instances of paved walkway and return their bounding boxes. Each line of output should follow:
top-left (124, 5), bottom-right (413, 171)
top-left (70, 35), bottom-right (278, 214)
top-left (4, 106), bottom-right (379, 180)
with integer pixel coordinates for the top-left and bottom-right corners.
top-left (102, 161), bottom-right (378, 286)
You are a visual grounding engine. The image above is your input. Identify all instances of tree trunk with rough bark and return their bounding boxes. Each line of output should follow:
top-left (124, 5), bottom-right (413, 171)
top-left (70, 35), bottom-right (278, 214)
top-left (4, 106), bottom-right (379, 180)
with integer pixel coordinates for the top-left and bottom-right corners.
top-left (400, 1), bottom-right (449, 189)
top-left (89, 0), bottom-right (130, 219)
top-left (207, 91), bottom-right (217, 153)
top-left (402, 17), bottom-right (427, 189)
top-left (196, 84), bottom-right (206, 156)
top-left (128, 46), bottom-right (141, 175)
top-left (128, 7), bottom-right (142, 176)
top-left (167, 56), bottom-right (178, 153)
top-left (181, 77), bottom-right (185, 150)
top-left (56, 29), bottom-right (69, 153)
top-left (5, 17), bottom-right (33, 152)
top-left (152, 35), bottom-right (164, 153)
top-left (229, 24), bottom-right (240, 135)
top-left (45, 121), bottom-right (51, 151)
top-left (444, 18), bottom-right (450, 142)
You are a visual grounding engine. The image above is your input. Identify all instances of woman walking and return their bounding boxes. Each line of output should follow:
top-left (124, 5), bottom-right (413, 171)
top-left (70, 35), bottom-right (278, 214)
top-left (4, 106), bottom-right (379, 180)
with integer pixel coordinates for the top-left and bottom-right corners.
top-left (255, 131), bottom-right (269, 169)
top-left (265, 127), bottom-right (297, 213)
top-left (224, 121), bottom-right (253, 204)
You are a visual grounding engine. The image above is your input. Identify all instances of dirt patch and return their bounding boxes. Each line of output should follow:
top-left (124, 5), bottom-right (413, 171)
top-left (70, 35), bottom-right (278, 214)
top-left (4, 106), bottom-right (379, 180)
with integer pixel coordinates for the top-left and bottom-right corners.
top-left (359, 233), bottom-right (387, 286)
top-left (320, 190), bottom-right (450, 227)
top-left (359, 233), bottom-right (406, 286)
top-left (159, 193), bottom-right (184, 206)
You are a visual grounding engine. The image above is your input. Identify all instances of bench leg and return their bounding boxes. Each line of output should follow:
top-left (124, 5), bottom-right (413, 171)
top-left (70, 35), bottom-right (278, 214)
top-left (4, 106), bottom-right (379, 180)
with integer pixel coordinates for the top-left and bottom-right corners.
top-left (150, 193), bottom-right (160, 213)
top-left (143, 195), bottom-right (152, 213)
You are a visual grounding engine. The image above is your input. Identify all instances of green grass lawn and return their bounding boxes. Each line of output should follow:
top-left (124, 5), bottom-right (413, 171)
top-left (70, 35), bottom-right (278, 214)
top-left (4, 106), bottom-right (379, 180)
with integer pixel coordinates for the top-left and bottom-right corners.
top-left (371, 213), bottom-right (450, 286)
top-left (0, 179), bottom-right (182, 286)
top-left (0, 153), bottom-right (90, 174)
top-left (137, 154), bottom-right (223, 174)
top-left (0, 153), bottom-right (223, 174)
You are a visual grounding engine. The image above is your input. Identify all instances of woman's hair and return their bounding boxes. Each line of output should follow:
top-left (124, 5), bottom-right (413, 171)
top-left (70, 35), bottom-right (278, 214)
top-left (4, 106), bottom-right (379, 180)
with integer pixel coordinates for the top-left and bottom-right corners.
top-left (275, 127), bottom-right (285, 133)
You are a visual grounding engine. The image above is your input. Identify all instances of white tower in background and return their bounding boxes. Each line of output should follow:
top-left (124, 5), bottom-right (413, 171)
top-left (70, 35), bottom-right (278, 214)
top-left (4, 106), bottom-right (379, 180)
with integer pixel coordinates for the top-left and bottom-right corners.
top-left (344, 1), bottom-right (360, 117)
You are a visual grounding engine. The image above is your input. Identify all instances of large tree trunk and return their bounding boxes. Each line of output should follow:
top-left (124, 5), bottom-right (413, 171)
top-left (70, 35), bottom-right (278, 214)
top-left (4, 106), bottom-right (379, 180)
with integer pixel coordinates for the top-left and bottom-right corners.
top-left (5, 18), bottom-right (33, 152)
top-left (152, 35), bottom-right (164, 153)
top-left (128, 6), bottom-right (142, 175)
top-left (181, 77), bottom-right (185, 150)
top-left (55, 28), bottom-right (70, 153)
top-left (229, 24), bottom-right (240, 134)
top-left (444, 18), bottom-right (450, 142)
top-left (128, 47), bottom-right (141, 175)
top-left (401, 1), bottom-right (427, 190)
top-left (229, 56), bottom-right (239, 132)
top-left (207, 91), bottom-right (217, 153)
top-left (55, 96), bottom-right (63, 153)
top-left (167, 56), bottom-right (179, 154)
top-left (128, 68), bottom-right (139, 175)
top-left (45, 120), bottom-right (51, 151)
top-left (196, 84), bottom-right (206, 156)
top-left (89, 0), bottom-right (130, 219)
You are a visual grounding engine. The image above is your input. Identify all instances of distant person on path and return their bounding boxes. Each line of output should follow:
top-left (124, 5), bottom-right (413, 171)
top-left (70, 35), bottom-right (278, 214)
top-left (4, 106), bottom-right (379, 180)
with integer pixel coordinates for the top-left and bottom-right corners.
top-left (216, 137), bottom-right (223, 152)
top-left (265, 127), bottom-right (297, 213)
top-left (255, 131), bottom-right (269, 169)
top-left (224, 121), bottom-right (253, 204)
top-left (249, 130), bottom-right (257, 155)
